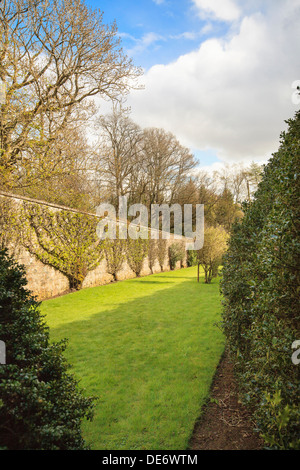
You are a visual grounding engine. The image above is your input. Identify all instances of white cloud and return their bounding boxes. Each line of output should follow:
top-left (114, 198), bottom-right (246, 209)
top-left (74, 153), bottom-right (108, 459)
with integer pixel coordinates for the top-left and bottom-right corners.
top-left (128, 1), bottom-right (300, 166)
top-left (126, 32), bottom-right (165, 57)
top-left (170, 32), bottom-right (199, 41)
top-left (193, 0), bottom-right (241, 22)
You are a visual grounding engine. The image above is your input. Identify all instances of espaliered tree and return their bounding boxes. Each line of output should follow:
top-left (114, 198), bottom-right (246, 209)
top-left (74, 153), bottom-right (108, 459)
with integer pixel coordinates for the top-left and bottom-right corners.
top-left (0, 197), bottom-right (21, 252)
top-left (168, 242), bottom-right (186, 270)
top-left (221, 110), bottom-right (300, 449)
top-left (20, 203), bottom-right (105, 290)
top-left (126, 237), bottom-right (149, 277)
top-left (105, 236), bottom-right (126, 281)
top-left (157, 237), bottom-right (167, 271)
top-left (148, 238), bottom-right (158, 274)
top-left (0, 249), bottom-right (95, 449)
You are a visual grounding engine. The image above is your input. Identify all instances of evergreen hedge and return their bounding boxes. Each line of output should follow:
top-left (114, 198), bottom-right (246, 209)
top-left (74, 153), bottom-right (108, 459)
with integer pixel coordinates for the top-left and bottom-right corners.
top-left (0, 249), bottom-right (95, 449)
top-left (221, 110), bottom-right (300, 449)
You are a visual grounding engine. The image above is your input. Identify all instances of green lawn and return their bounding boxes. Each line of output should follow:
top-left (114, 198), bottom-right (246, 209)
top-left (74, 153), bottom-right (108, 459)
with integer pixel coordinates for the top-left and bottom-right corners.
top-left (41, 266), bottom-right (225, 450)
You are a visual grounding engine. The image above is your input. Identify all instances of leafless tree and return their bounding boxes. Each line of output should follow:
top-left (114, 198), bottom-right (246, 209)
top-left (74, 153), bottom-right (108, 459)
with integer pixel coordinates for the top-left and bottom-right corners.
top-left (243, 162), bottom-right (262, 200)
top-left (212, 163), bottom-right (262, 203)
top-left (142, 127), bottom-right (196, 207)
top-left (95, 106), bottom-right (144, 210)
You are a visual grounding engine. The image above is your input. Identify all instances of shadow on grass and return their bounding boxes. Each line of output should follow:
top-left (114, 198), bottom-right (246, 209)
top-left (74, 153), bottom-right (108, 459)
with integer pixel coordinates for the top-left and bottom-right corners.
top-left (131, 279), bottom-right (174, 284)
top-left (45, 274), bottom-right (224, 450)
top-left (152, 275), bottom-right (196, 280)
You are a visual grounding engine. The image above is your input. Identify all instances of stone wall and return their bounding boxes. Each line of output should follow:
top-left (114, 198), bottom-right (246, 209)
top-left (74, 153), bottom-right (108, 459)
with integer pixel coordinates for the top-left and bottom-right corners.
top-left (17, 247), bottom-right (70, 300)
top-left (1, 191), bottom-right (192, 300)
top-left (17, 235), bottom-right (186, 300)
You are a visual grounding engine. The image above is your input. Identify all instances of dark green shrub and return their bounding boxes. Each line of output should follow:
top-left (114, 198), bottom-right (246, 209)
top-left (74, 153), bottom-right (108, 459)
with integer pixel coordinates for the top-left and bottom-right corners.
top-left (221, 110), bottom-right (300, 449)
top-left (0, 249), bottom-right (95, 449)
top-left (187, 250), bottom-right (198, 267)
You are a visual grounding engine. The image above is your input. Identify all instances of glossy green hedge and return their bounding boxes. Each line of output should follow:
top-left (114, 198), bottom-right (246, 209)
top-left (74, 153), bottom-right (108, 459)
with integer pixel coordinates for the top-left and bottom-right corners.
top-left (221, 110), bottom-right (300, 449)
top-left (0, 250), bottom-right (95, 449)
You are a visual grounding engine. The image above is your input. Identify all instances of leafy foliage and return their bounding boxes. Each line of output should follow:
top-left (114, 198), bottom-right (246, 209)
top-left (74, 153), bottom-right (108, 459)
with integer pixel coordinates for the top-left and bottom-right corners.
top-left (126, 237), bottom-right (149, 276)
top-left (0, 197), bottom-right (21, 253)
top-left (197, 225), bottom-right (228, 283)
top-left (187, 250), bottom-right (198, 267)
top-left (20, 203), bottom-right (105, 290)
top-left (221, 110), bottom-right (300, 449)
top-left (148, 238), bottom-right (158, 273)
top-left (0, 249), bottom-right (94, 449)
top-left (105, 235), bottom-right (126, 281)
top-left (168, 242), bottom-right (185, 270)
top-left (157, 237), bottom-right (167, 271)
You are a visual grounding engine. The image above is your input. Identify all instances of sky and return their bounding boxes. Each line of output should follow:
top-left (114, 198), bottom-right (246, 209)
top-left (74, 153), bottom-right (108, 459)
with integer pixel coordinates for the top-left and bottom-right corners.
top-left (86, 0), bottom-right (300, 171)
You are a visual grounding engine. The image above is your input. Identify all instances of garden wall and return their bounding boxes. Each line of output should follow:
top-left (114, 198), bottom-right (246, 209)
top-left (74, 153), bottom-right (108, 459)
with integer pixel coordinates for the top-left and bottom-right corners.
top-left (1, 192), bottom-right (192, 300)
top-left (19, 234), bottom-right (186, 300)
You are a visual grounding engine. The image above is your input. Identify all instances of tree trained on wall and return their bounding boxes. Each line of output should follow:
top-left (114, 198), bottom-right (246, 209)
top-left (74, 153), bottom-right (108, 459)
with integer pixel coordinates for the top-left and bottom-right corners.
top-left (0, 249), bottom-right (95, 450)
top-left (20, 203), bottom-right (105, 290)
top-left (148, 238), bottom-right (158, 274)
top-left (168, 242), bottom-right (186, 270)
top-left (105, 235), bottom-right (126, 281)
top-left (126, 237), bottom-right (149, 277)
top-left (157, 236), bottom-right (167, 271)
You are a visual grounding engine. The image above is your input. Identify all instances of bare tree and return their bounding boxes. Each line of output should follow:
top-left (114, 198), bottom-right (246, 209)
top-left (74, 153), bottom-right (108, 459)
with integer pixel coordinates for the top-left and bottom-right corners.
top-left (212, 163), bottom-right (263, 203)
top-left (95, 106), bottom-right (144, 210)
top-left (243, 162), bottom-right (263, 200)
top-left (142, 127), bottom-right (196, 207)
top-left (0, 0), bottom-right (141, 189)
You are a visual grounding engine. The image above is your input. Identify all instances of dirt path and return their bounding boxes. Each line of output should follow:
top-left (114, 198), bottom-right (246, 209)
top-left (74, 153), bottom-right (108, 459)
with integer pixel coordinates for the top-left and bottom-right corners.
top-left (189, 350), bottom-right (264, 450)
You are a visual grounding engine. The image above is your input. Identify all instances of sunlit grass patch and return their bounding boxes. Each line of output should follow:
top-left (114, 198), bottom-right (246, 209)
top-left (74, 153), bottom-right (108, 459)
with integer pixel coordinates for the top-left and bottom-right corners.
top-left (42, 266), bottom-right (224, 450)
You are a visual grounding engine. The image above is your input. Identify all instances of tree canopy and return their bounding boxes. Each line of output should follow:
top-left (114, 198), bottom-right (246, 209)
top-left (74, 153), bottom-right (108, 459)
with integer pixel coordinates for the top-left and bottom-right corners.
top-left (0, 0), bottom-right (141, 190)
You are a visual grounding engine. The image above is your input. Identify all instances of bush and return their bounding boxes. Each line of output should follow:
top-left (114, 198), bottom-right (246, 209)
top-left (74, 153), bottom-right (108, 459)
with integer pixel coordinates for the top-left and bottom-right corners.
top-left (187, 250), bottom-right (198, 267)
top-left (0, 249), bottom-right (95, 449)
top-left (105, 237), bottom-right (126, 281)
top-left (20, 203), bottom-right (105, 290)
top-left (221, 110), bottom-right (300, 449)
top-left (157, 238), bottom-right (167, 271)
top-left (168, 242), bottom-right (185, 270)
top-left (126, 237), bottom-right (149, 276)
top-left (197, 225), bottom-right (228, 284)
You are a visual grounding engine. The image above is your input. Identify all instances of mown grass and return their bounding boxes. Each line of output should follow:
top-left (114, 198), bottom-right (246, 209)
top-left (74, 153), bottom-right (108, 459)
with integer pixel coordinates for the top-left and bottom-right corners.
top-left (41, 266), bottom-right (225, 450)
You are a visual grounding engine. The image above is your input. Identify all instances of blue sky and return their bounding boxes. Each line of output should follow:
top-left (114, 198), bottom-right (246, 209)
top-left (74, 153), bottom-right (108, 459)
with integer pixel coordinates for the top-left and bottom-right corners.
top-left (86, 1), bottom-right (300, 171)
top-left (86, 0), bottom-right (227, 71)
